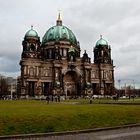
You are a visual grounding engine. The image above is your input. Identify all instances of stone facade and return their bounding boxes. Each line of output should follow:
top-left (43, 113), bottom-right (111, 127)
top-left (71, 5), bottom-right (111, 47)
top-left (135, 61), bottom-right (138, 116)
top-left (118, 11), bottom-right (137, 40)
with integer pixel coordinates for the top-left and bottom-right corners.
top-left (19, 16), bottom-right (114, 98)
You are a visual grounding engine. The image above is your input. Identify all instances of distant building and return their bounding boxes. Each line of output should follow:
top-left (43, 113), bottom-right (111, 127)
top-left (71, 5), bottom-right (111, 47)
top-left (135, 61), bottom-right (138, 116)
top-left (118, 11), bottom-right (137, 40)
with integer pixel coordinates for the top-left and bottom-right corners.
top-left (19, 14), bottom-right (114, 98)
top-left (0, 75), bottom-right (17, 98)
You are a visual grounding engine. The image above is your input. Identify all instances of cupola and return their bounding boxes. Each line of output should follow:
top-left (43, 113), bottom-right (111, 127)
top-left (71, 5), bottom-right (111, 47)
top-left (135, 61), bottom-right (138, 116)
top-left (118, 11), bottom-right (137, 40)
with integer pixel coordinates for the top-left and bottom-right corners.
top-left (25, 26), bottom-right (38, 38)
top-left (95, 35), bottom-right (108, 46)
top-left (42, 13), bottom-right (79, 47)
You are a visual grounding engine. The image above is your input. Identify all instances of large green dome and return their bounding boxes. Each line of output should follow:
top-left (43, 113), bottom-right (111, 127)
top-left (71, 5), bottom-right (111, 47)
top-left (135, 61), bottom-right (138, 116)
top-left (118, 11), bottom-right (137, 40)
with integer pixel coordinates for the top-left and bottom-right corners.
top-left (42, 15), bottom-right (78, 46)
top-left (96, 36), bottom-right (108, 46)
top-left (25, 26), bottom-right (38, 37)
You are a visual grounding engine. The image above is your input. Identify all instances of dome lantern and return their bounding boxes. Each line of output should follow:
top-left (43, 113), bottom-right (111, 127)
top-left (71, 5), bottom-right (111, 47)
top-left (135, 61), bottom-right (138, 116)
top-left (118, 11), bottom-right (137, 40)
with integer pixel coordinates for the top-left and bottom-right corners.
top-left (56, 12), bottom-right (62, 26)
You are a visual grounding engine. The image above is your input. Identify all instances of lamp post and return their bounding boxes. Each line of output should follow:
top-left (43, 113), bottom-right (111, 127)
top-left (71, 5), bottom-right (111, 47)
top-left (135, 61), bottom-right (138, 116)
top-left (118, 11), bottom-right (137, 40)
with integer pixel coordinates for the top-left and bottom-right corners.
top-left (132, 80), bottom-right (135, 100)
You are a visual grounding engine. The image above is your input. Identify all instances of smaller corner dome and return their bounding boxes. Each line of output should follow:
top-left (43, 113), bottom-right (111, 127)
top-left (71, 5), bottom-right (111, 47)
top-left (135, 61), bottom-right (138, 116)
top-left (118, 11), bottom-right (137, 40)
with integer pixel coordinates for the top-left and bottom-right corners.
top-left (25, 26), bottom-right (38, 37)
top-left (96, 36), bottom-right (108, 46)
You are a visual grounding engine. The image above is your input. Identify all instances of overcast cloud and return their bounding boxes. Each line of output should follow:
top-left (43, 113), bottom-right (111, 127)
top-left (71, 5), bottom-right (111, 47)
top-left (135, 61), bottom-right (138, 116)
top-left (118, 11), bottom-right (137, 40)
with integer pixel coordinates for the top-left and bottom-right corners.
top-left (0, 0), bottom-right (140, 88)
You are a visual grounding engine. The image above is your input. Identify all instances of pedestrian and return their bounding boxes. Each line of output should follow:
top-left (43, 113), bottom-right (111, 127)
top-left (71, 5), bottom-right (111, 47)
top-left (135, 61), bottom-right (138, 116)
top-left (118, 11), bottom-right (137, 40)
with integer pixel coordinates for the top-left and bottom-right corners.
top-left (54, 95), bottom-right (58, 102)
top-left (58, 95), bottom-right (60, 102)
top-left (51, 95), bottom-right (54, 102)
top-left (90, 98), bottom-right (92, 104)
top-left (46, 96), bottom-right (50, 104)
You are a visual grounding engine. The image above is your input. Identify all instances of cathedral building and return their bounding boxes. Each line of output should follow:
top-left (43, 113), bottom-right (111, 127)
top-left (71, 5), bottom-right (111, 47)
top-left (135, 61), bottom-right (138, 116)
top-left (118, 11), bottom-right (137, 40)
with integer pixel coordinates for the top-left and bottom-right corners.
top-left (20, 14), bottom-right (114, 98)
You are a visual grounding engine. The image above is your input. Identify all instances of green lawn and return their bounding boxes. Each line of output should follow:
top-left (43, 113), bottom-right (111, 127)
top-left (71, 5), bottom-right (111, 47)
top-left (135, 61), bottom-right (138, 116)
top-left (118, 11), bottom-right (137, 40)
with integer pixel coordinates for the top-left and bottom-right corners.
top-left (0, 100), bottom-right (140, 136)
top-left (64, 97), bottom-right (140, 104)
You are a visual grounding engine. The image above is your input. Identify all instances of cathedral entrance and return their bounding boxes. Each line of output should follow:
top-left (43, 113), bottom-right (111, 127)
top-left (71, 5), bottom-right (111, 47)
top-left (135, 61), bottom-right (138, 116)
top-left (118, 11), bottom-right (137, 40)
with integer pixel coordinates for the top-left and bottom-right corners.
top-left (63, 71), bottom-right (79, 98)
top-left (43, 82), bottom-right (50, 96)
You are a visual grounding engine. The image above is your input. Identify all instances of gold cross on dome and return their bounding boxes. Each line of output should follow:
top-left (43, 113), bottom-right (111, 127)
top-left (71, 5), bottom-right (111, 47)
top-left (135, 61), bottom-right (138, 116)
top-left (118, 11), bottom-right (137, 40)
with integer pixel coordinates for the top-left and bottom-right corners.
top-left (58, 10), bottom-right (61, 20)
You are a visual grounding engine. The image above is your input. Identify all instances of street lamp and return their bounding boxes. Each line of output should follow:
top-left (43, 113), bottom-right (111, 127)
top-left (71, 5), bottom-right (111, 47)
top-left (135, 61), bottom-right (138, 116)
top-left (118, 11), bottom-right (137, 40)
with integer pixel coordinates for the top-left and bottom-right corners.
top-left (132, 80), bottom-right (135, 100)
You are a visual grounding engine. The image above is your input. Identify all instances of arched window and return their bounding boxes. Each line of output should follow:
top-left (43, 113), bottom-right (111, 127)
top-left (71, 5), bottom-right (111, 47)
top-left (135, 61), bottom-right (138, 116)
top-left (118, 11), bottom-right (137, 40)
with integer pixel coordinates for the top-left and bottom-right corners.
top-left (29, 67), bottom-right (34, 76)
top-left (49, 49), bottom-right (52, 59)
top-left (60, 49), bottom-right (62, 56)
top-left (63, 49), bottom-right (67, 57)
top-left (30, 44), bottom-right (36, 51)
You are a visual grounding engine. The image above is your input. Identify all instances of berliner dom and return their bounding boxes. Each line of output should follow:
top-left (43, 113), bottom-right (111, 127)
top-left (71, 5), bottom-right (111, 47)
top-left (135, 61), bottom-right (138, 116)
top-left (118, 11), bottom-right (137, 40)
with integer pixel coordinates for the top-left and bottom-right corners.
top-left (19, 13), bottom-right (114, 98)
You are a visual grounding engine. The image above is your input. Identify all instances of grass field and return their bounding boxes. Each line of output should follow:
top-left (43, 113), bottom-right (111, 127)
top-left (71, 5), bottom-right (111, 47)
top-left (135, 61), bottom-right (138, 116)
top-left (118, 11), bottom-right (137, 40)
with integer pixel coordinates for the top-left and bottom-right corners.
top-left (64, 97), bottom-right (140, 104)
top-left (0, 100), bottom-right (140, 136)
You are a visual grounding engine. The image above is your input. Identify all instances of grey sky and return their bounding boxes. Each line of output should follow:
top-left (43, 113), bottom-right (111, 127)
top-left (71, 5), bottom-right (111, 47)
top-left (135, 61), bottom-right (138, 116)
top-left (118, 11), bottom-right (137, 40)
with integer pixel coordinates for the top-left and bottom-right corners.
top-left (0, 0), bottom-right (140, 88)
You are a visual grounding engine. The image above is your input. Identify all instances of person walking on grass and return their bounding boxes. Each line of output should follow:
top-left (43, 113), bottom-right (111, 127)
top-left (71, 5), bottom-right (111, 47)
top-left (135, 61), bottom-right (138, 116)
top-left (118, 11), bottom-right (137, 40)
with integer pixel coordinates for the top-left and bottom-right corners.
top-left (46, 96), bottom-right (50, 104)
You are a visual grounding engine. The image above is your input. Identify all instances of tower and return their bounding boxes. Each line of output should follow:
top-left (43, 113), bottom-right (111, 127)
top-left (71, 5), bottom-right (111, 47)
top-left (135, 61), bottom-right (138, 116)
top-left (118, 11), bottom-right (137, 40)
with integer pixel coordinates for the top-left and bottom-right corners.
top-left (94, 35), bottom-right (112, 64)
top-left (93, 36), bottom-right (114, 95)
top-left (20, 26), bottom-right (41, 97)
top-left (22, 26), bottom-right (40, 59)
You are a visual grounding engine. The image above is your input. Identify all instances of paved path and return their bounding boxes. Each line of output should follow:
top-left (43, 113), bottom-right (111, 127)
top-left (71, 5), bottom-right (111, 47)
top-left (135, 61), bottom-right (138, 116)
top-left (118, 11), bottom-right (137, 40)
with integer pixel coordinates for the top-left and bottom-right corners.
top-left (37, 127), bottom-right (140, 140)
top-left (34, 126), bottom-right (140, 140)
top-left (1, 126), bottom-right (140, 140)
